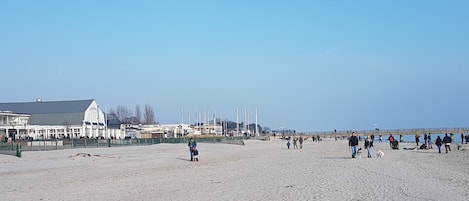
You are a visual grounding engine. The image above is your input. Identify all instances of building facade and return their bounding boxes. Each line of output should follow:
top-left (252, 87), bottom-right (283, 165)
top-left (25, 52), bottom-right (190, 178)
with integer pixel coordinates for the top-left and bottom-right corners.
top-left (0, 99), bottom-right (123, 140)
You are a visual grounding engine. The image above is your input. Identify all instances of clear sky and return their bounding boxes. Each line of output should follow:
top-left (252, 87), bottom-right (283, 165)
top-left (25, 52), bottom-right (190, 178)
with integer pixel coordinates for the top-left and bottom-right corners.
top-left (1, 1), bottom-right (468, 132)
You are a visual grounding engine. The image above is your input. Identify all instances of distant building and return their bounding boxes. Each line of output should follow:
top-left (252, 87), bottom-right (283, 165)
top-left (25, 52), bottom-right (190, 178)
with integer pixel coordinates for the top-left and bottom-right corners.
top-left (0, 99), bottom-right (123, 140)
top-left (139, 124), bottom-right (192, 138)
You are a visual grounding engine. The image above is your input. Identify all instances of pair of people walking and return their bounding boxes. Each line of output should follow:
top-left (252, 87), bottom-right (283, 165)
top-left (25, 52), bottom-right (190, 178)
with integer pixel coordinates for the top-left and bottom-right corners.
top-left (435, 134), bottom-right (452, 153)
top-left (348, 133), bottom-right (372, 158)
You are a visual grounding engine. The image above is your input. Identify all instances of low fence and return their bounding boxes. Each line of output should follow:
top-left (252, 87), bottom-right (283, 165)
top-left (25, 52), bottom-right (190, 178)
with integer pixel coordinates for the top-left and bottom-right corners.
top-left (0, 143), bottom-right (21, 157)
top-left (0, 136), bottom-right (247, 157)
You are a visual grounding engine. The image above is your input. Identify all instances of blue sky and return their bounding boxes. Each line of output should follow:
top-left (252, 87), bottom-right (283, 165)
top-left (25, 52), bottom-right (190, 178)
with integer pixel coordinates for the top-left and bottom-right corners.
top-left (1, 1), bottom-right (468, 132)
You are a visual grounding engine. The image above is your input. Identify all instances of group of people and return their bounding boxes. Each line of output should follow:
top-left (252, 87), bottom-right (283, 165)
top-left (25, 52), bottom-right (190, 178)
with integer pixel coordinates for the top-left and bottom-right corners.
top-left (416, 133), bottom-right (454, 153)
top-left (415, 133), bottom-right (434, 149)
top-left (348, 133), bottom-right (457, 158)
top-left (286, 136), bottom-right (304, 149)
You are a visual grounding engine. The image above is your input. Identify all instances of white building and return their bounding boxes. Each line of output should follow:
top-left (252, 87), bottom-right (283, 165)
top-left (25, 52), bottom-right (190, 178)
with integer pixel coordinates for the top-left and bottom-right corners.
top-left (0, 99), bottom-right (124, 140)
top-left (140, 124), bottom-right (192, 138)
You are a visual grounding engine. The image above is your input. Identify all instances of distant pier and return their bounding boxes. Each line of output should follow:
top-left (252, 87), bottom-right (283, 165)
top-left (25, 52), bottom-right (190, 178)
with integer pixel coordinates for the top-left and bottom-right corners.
top-left (302, 127), bottom-right (469, 139)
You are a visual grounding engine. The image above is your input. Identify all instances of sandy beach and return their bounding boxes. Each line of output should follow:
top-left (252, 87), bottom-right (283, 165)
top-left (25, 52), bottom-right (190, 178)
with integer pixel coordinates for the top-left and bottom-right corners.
top-left (1, 138), bottom-right (468, 201)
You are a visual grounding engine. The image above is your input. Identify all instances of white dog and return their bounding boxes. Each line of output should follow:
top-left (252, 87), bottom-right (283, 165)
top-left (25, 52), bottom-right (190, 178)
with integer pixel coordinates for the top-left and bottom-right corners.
top-left (377, 150), bottom-right (384, 158)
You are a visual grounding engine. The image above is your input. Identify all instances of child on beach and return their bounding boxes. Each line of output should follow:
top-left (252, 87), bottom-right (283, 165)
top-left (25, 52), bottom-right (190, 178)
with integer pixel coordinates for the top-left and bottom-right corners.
top-left (287, 140), bottom-right (291, 149)
top-left (192, 146), bottom-right (199, 162)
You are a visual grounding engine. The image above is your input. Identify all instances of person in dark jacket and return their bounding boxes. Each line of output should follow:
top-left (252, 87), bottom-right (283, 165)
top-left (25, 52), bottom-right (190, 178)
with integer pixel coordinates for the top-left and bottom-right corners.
top-left (443, 134), bottom-right (451, 153)
top-left (349, 133), bottom-right (359, 158)
top-left (435, 136), bottom-right (443, 153)
top-left (364, 136), bottom-right (372, 158)
top-left (415, 134), bottom-right (420, 147)
top-left (188, 138), bottom-right (197, 161)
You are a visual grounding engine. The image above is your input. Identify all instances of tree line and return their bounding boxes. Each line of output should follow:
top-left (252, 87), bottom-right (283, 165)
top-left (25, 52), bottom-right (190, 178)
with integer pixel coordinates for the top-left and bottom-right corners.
top-left (108, 104), bottom-right (157, 125)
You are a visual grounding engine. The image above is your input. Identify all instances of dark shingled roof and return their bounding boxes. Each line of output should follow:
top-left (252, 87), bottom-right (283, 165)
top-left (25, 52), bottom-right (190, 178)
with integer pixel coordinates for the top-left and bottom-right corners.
top-left (0, 99), bottom-right (94, 114)
top-left (106, 113), bottom-right (121, 129)
top-left (0, 99), bottom-right (95, 125)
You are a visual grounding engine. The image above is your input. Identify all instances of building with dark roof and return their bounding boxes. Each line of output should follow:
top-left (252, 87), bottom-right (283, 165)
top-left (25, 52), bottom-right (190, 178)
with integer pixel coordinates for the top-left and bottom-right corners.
top-left (0, 99), bottom-right (123, 140)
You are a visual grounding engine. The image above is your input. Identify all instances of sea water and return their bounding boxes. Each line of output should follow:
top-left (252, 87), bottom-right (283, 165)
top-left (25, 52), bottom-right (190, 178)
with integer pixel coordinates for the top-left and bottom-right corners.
top-left (371, 133), bottom-right (465, 144)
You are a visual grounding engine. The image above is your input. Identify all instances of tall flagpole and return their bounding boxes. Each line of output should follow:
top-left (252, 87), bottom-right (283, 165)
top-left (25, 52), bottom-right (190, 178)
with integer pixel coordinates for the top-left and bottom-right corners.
top-left (181, 108), bottom-right (184, 124)
top-left (105, 106), bottom-right (108, 139)
top-left (244, 108), bottom-right (247, 134)
top-left (213, 111), bottom-right (216, 135)
top-left (256, 108), bottom-right (259, 137)
top-left (196, 110), bottom-right (199, 134)
top-left (247, 109), bottom-right (250, 136)
top-left (203, 110), bottom-right (206, 135)
top-left (220, 111), bottom-right (223, 136)
top-left (236, 108), bottom-right (239, 137)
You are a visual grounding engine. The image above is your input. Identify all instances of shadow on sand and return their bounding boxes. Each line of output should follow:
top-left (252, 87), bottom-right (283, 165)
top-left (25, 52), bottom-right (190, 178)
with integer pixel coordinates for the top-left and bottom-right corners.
top-left (322, 156), bottom-right (355, 160)
top-left (176, 157), bottom-right (192, 162)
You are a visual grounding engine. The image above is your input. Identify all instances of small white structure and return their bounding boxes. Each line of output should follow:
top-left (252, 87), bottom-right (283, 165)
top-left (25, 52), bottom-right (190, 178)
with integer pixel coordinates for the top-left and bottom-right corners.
top-left (140, 124), bottom-right (193, 138)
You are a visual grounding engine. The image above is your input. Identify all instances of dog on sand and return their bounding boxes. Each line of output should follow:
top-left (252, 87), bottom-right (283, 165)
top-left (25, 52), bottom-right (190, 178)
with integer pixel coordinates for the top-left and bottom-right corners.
top-left (377, 150), bottom-right (384, 158)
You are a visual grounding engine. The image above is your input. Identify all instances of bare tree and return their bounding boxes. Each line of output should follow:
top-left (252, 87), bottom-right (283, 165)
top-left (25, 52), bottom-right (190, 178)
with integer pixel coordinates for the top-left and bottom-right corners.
top-left (135, 105), bottom-right (142, 124)
top-left (144, 104), bottom-right (156, 125)
top-left (108, 108), bottom-right (117, 119)
top-left (115, 105), bottom-right (133, 122)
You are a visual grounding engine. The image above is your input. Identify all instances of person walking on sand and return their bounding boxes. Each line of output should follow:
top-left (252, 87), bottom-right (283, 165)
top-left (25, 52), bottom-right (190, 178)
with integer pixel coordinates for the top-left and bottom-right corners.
top-left (286, 139), bottom-right (291, 149)
top-left (435, 136), bottom-right (443, 153)
top-left (293, 138), bottom-right (298, 149)
top-left (349, 132), bottom-right (359, 158)
top-left (188, 138), bottom-right (197, 161)
top-left (388, 134), bottom-right (395, 149)
top-left (427, 134), bottom-right (433, 149)
top-left (379, 135), bottom-right (382, 143)
top-left (299, 136), bottom-right (304, 149)
top-left (364, 136), bottom-right (372, 158)
top-left (415, 134), bottom-right (420, 147)
top-left (424, 133), bottom-right (428, 147)
top-left (443, 133), bottom-right (452, 153)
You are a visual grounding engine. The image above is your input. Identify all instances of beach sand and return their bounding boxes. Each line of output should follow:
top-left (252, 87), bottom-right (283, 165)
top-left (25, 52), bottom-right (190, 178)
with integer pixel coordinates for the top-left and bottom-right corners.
top-left (1, 139), bottom-right (468, 201)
